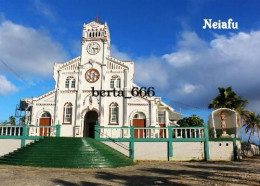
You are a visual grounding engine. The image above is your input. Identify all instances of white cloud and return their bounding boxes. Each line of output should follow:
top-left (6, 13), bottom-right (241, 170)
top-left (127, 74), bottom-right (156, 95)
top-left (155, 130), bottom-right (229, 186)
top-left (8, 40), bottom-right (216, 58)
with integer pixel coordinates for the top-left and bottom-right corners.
top-left (111, 45), bottom-right (131, 61)
top-left (0, 75), bottom-right (18, 95)
top-left (177, 83), bottom-right (198, 95)
top-left (133, 30), bottom-right (260, 112)
top-left (0, 20), bottom-right (68, 78)
top-left (163, 51), bottom-right (195, 67)
top-left (135, 56), bottom-right (169, 89)
top-left (33, 0), bottom-right (57, 21)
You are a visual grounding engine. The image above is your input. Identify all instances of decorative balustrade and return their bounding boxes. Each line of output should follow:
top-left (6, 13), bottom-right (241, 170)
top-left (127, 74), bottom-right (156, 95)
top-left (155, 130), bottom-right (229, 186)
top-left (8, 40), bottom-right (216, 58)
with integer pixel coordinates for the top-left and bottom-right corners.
top-left (0, 125), bottom-right (23, 136)
top-left (0, 125), bottom-right (61, 138)
top-left (96, 126), bottom-right (206, 140)
top-left (28, 126), bottom-right (58, 137)
top-left (172, 127), bottom-right (205, 139)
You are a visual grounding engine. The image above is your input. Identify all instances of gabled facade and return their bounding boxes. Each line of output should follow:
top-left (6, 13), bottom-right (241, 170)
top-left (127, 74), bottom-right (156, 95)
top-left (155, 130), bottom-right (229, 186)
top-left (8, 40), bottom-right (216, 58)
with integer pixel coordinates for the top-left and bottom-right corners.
top-left (24, 20), bottom-right (180, 137)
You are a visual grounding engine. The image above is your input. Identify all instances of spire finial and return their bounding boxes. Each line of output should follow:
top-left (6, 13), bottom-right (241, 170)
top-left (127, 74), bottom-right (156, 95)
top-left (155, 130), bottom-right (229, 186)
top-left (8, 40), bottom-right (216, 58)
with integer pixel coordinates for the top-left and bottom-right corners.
top-left (95, 15), bottom-right (100, 22)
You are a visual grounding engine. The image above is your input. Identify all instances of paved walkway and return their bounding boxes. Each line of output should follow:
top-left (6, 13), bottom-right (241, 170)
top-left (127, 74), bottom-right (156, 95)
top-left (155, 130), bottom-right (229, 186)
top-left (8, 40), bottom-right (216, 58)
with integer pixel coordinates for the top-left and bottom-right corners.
top-left (0, 156), bottom-right (260, 185)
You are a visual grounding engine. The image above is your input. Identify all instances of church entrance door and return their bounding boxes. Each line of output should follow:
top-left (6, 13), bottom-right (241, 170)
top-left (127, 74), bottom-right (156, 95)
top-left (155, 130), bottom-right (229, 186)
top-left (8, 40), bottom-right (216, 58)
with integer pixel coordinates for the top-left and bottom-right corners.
top-left (39, 112), bottom-right (51, 136)
top-left (132, 112), bottom-right (146, 138)
top-left (84, 110), bottom-right (98, 138)
top-left (133, 119), bottom-right (146, 138)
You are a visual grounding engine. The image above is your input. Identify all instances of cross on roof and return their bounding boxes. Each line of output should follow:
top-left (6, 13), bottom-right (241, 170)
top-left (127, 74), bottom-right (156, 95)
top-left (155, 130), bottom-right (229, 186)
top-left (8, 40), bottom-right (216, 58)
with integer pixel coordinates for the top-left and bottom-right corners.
top-left (95, 15), bottom-right (100, 22)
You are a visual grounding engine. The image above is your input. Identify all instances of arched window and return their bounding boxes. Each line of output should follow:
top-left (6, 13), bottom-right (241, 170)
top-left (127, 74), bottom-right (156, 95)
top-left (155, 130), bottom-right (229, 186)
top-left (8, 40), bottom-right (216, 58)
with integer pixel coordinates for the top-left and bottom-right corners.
top-left (109, 103), bottom-right (118, 124)
top-left (65, 79), bottom-right (70, 88)
top-left (41, 112), bottom-right (51, 118)
top-left (133, 112), bottom-right (146, 119)
top-left (110, 79), bottom-right (114, 89)
top-left (71, 79), bottom-right (76, 88)
top-left (64, 103), bottom-right (72, 124)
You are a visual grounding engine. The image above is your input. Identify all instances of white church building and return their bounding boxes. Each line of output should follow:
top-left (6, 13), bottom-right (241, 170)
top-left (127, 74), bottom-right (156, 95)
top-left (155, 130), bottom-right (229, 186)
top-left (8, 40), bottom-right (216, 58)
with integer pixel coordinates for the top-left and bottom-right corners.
top-left (23, 20), bottom-right (180, 137)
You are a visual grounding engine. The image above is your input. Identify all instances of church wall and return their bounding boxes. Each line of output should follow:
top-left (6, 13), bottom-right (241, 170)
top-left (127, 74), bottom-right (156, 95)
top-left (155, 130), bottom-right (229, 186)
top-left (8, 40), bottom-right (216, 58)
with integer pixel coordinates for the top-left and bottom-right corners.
top-left (103, 96), bottom-right (124, 126)
top-left (57, 92), bottom-right (77, 125)
top-left (56, 91), bottom-right (77, 137)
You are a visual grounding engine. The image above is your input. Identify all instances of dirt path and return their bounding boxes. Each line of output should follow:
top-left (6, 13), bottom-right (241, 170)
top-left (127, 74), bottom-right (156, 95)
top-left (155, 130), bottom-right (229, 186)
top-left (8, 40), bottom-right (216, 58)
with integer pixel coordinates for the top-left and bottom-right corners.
top-left (0, 156), bottom-right (259, 186)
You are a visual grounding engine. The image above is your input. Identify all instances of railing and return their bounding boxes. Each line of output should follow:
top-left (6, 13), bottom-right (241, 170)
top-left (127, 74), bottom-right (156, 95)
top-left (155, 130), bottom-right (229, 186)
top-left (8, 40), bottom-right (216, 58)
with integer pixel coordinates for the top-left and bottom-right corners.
top-left (95, 125), bottom-right (210, 160)
top-left (0, 124), bottom-right (61, 147)
top-left (172, 127), bottom-right (205, 139)
top-left (0, 125), bottom-right (23, 136)
top-left (0, 125), bottom-right (60, 137)
top-left (96, 126), bottom-right (206, 139)
top-left (28, 126), bottom-right (58, 137)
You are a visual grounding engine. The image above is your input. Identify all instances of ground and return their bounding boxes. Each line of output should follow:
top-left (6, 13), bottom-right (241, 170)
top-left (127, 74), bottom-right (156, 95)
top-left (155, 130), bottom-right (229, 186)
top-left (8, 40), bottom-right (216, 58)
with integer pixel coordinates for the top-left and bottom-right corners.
top-left (0, 157), bottom-right (259, 186)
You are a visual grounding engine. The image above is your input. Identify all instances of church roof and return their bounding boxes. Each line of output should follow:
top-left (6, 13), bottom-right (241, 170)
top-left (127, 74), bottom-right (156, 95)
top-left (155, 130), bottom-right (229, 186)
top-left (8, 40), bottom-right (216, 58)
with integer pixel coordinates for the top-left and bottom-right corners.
top-left (92, 20), bottom-right (104, 25)
top-left (169, 111), bottom-right (182, 121)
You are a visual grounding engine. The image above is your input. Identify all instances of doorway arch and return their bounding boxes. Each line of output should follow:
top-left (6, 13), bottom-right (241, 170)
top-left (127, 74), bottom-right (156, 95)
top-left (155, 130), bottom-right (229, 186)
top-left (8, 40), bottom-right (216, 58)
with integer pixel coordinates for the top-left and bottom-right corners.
top-left (84, 110), bottom-right (98, 138)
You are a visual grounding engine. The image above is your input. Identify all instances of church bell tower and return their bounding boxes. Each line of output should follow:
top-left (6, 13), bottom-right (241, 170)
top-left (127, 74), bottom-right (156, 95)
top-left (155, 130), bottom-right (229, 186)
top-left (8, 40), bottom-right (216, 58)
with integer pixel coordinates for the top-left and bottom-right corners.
top-left (80, 18), bottom-right (111, 65)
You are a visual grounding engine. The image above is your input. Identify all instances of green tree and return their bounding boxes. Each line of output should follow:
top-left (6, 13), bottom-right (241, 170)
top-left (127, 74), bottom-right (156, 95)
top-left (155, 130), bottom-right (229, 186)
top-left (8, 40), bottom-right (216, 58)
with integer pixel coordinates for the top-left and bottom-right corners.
top-left (244, 111), bottom-right (260, 143)
top-left (9, 115), bottom-right (15, 125)
top-left (20, 116), bottom-right (25, 124)
top-left (208, 86), bottom-right (249, 127)
top-left (177, 115), bottom-right (204, 127)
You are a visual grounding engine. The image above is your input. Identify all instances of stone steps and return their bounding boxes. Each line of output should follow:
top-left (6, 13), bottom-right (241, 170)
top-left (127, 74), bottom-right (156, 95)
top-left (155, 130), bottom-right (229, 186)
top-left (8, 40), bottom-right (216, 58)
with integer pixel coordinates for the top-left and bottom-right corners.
top-left (0, 137), bottom-right (133, 168)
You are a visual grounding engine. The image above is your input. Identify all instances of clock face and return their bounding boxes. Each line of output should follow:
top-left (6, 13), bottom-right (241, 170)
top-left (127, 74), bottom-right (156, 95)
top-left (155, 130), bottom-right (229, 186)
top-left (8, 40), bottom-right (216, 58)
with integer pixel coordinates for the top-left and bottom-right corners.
top-left (85, 68), bottom-right (100, 83)
top-left (87, 42), bottom-right (100, 55)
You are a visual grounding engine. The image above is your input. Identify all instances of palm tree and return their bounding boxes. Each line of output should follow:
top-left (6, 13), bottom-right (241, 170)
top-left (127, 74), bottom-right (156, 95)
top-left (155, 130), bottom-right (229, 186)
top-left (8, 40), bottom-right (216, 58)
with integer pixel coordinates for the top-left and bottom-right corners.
top-left (236, 105), bottom-right (251, 128)
top-left (209, 86), bottom-right (249, 128)
top-left (208, 87), bottom-right (248, 110)
top-left (244, 111), bottom-right (260, 143)
top-left (9, 115), bottom-right (15, 125)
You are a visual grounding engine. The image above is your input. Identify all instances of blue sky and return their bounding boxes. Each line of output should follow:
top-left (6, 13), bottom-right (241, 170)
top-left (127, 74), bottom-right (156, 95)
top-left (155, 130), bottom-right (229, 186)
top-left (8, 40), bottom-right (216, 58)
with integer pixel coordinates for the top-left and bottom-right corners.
top-left (0, 0), bottom-right (260, 144)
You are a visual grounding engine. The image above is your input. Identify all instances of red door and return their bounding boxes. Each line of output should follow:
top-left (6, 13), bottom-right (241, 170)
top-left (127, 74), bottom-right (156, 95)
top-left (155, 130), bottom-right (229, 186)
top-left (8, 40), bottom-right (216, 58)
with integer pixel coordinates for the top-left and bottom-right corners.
top-left (133, 119), bottom-right (146, 138)
top-left (39, 118), bottom-right (51, 136)
top-left (159, 124), bottom-right (166, 138)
